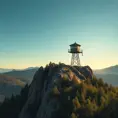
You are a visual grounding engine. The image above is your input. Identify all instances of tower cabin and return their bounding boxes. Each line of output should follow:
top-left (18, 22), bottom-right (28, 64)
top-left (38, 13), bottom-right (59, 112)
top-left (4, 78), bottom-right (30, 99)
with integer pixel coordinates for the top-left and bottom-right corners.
top-left (68, 42), bottom-right (83, 66)
top-left (68, 42), bottom-right (82, 53)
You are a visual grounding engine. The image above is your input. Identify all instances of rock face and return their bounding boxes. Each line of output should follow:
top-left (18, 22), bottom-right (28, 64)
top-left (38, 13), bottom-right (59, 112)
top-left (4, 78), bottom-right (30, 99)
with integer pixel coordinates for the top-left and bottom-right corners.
top-left (19, 63), bottom-right (93, 118)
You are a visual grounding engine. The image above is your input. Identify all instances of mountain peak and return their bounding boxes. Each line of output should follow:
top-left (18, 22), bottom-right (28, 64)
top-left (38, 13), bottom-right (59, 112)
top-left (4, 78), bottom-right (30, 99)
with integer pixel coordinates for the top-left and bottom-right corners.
top-left (19, 63), bottom-right (93, 118)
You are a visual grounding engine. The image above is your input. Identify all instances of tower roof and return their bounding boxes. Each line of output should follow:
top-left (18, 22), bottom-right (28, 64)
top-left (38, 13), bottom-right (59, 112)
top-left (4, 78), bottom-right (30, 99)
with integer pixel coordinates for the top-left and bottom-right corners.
top-left (70, 42), bottom-right (81, 47)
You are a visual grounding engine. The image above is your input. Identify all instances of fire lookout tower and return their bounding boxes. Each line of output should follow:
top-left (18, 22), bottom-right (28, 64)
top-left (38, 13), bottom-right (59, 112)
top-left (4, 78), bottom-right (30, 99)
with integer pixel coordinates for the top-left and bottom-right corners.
top-left (68, 42), bottom-right (83, 66)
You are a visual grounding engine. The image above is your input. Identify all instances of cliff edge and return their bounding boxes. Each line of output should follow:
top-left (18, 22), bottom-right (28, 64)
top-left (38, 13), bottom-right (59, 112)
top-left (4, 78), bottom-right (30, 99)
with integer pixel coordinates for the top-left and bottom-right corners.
top-left (19, 63), bottom-right (93, 118)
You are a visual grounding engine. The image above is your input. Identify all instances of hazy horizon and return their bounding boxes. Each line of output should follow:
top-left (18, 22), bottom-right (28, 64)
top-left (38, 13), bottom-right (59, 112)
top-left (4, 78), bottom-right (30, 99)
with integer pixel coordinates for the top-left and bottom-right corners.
top-left (0, 0), bottom-right (118, 69)
top-left (0, 64), bottom-right (118, 70)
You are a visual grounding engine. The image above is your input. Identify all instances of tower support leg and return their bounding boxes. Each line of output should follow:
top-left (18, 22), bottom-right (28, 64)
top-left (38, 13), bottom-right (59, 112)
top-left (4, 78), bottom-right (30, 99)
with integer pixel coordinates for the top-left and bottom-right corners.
top-left (71, 53), bottom-right (81, 66)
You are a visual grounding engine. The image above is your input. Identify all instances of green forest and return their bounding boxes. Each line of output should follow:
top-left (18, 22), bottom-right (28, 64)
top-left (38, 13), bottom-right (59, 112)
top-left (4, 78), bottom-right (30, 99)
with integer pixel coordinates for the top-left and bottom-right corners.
top-left (0, 84), bottom-right (29, 118)
top-left (0, 76), bottom-right (118, 118)
top-left (52, 76), bottom-right (118, 118)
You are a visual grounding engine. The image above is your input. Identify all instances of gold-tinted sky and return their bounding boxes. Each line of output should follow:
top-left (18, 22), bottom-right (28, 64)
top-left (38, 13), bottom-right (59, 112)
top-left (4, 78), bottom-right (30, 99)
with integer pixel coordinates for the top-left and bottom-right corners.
top-left (0, 0), bottom-right (118, 69)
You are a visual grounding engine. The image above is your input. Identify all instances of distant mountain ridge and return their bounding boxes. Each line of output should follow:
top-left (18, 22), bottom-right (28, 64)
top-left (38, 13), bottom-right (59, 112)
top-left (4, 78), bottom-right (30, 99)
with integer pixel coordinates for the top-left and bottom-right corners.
top-left (94, 65), bottom-right (118, 86)
top-left (0, 67), bottom-right (38, 98)
top-left (0, 67), bottom-right (39, 73)
top-left (24, 67), bottom-right (39, 70)
top-left (0, 68), bottom-right (13, 73)
top-left (3, 67), bottom-right (39, 84)
top-left (0, 74), bottom-right (25, 86)
top-left (0, 74), bottom-right (25, 98)
top-left (94, 65), bottom-right (118, 74)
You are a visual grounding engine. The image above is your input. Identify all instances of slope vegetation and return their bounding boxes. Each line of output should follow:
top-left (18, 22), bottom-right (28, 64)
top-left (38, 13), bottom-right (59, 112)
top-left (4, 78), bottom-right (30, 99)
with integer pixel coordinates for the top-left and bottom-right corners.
top-left (0, 63), bottom-right (118, 118)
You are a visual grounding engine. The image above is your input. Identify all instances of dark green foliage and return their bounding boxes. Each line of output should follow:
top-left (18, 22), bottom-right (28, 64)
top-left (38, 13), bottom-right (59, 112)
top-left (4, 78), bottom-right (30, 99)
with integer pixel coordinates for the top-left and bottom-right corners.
top-left (54, 76), bottom-right (118, 118)
top-left (0, 84), bottom-right (29, 118)
top-left (0, 63), bottom-right (118, 118)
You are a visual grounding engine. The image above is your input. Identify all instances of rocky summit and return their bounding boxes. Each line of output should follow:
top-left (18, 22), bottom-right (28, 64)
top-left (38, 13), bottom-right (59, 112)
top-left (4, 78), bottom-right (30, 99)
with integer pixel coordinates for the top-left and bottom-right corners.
top-left (19, 63), bottom-right (93, 118)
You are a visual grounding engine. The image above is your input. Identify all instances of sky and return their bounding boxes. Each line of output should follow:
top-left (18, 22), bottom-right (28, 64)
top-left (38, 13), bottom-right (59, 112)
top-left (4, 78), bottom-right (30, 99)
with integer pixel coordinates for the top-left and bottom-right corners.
top-left (0, 0), bottom-right (118, 69)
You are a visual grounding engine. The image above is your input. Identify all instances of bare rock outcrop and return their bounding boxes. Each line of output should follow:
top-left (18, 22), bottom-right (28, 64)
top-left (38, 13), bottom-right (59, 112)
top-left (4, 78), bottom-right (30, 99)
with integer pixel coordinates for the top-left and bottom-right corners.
top-left (19, 63), bottom-right (93, 118)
